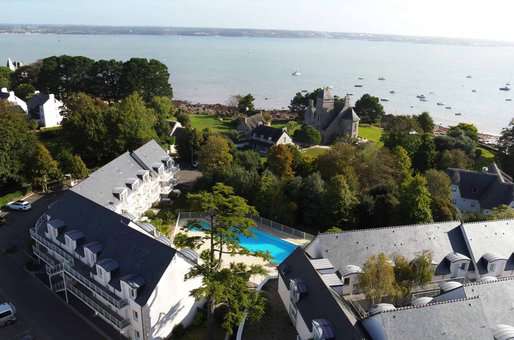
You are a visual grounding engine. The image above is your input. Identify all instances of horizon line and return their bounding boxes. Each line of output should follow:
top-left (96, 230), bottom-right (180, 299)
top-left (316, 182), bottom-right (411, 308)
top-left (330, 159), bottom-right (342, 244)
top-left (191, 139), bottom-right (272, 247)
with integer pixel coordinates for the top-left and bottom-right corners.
top-left (1, 23), bottom-right (513, 45)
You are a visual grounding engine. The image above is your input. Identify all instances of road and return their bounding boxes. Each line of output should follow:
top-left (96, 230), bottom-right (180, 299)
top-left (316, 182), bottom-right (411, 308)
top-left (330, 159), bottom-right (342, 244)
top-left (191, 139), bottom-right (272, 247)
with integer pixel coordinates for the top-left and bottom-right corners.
top-left (0, 192), bottom-right (108, 340)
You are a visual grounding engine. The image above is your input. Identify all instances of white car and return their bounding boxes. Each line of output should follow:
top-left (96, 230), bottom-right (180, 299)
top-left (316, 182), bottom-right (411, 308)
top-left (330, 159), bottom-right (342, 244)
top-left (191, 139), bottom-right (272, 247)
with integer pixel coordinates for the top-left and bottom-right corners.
top-left (6, 200), bottom-right (31, 211)
top-left (0, 302), bottom-right (16, 327)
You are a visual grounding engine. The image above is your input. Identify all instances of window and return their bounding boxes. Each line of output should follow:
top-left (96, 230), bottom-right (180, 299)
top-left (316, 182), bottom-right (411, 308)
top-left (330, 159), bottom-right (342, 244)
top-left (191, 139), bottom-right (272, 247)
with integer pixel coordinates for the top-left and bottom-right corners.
top-left (344, 277), bottom-right (350, 286)
top-left (459, 263), bottom-right (466, 270)
top-left (288, 301), bottom-right (298, 323)
top-left (490, 263), bottom-right (496, 272)
top-left (0, 310), bottom-right (12, 318)
top-left (133, 310), bottom-right (138, 320)
top-left (130, 288), bottom-right (137, 299)
top-left (135, 330), bottom-right (140, 339)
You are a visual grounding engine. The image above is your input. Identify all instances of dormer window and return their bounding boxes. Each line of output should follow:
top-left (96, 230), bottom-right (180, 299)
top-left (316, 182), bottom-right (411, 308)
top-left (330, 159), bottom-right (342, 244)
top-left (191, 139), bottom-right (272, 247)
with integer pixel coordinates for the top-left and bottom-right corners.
top-left (126, 178), bottom-right (139, 191)
top-left (113, 187), bottom-right (128, 201)
top-left (290, 278), bottom-right (307, 304)
top-left (130, 288), bottom-right (136, 299)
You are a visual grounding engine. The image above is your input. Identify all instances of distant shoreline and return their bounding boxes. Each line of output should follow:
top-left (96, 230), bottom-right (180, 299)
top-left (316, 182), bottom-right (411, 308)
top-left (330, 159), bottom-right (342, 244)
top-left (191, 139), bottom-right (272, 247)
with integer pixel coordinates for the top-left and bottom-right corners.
top-left (1, 24), bottom-right (513, 47)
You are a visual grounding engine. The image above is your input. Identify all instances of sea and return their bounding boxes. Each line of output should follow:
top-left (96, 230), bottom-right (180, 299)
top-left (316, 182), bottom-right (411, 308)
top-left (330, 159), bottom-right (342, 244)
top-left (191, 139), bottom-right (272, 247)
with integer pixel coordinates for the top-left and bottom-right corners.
top-left (1, 33), bottom-right (514, 134)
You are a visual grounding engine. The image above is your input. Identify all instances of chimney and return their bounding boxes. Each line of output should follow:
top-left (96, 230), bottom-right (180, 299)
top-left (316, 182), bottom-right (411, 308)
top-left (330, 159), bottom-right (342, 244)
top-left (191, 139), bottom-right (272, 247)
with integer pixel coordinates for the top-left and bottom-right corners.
top-left (34, 90), bottom-right (40, 95)
top-left (49, 94), bottom-right (55, 101)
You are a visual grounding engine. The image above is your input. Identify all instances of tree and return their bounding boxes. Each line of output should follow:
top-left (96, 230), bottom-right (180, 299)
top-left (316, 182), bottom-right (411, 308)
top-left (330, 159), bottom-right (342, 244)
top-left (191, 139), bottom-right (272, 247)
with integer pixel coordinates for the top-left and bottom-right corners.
top-left (316, 143), bottom-right (357, 180)
top-left (424, 169), bottom-right (457, 221)
top-left (354, 94), bottom-right (385, 123)
top-left (489, 205), bottom-right (514, 220)
top-left (237, 94), bottom-right (256, 115)
top-left (267, 145), bottom-right (294, 178)
top-left (416, 112), bottom-right (434, 133)
top-left (0, 66), bottom-right (11, 89)
top-left (448, 123), bottom-right (479, 144)
top-left (399, 174), bottom-right (433, 224)
top-left (289, 88), bottom-right (323, 114)
top-left (394, 251), bottom-right (433, 298)
top-left (412, 134), bottom-right (436, 172)
top-left (393, 146), bottom-right (412, 181)
top-left (301, 172), bottom-right (327, 227)
top-left (234, 150), bottom-right (262, 171)
top-left (106, 92), bottom-right (157, 156)
top-left (293, 124), bottom-right (322, 145)
top-left (176, 127), bottom-right (201, 164)
top-left (119, 58), bottom-right (173, 101)
top-left (62, 93), bottom-right (109, 164)
top-left (498, 124), bottom-right (514, 177)
top-left (86, 59), bottom-right (123, 101)
top-left (198, 134), bottom-right (233, 174)
top-left (29, 143), bottom-right (61, 192)
top-left (0, 101), bottom-right (37, 188)
top-left (324, 175), bottom-right (358, 227)
top-left (359, 253), bottom-right (398, 304)
top-left (14, 83), bottom-right (36, 102)
top-left (173, 183), bottom-right (266, 338)
top-left (381, 115), bottom-right (422, 156)
top-left (437, 149), bottom-right (472, 170)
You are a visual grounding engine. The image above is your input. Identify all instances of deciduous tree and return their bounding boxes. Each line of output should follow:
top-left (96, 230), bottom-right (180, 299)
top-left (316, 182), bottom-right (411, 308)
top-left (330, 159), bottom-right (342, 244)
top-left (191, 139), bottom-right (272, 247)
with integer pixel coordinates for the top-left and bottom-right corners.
top-left (355, 94), bottom-right (385, 123)
top-left (267, 144), bottom-right (294, 178)
top-left (198, 134), bottom-right (233, 174)
top-left (399, 174), bottom-right (433, 224)
top-left (359, 253), bottom-right (398, 304)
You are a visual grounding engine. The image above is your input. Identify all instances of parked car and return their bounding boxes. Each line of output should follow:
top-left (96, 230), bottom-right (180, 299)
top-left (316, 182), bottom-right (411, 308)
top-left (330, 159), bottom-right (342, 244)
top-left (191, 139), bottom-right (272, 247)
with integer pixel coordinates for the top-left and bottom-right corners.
top-left (0, 302), bottom-right (16, 327)
top-left (6, 200), bottom-right (31, 211)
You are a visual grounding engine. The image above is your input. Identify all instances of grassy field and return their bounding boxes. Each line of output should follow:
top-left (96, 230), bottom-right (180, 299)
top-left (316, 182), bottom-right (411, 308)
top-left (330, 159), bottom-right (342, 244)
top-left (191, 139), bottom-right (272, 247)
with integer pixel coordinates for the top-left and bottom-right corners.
top-left (302, 147), bottom-right (329, 159)
top-left (359, 124), bottom-right (383, 144)
top-left (190, 114), bottom-right (233, 132)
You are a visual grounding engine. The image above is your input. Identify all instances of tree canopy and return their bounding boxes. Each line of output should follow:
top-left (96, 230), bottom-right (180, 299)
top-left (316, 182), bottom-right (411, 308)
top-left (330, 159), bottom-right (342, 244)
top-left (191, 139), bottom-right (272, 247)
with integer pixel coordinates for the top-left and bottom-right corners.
top-left (355, 94), bottom-right (385, 124)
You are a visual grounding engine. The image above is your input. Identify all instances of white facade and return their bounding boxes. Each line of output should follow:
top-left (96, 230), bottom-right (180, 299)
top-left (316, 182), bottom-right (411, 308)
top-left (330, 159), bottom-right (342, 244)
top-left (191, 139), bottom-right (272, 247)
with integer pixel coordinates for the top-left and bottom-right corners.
top-left (147, 254), bottom-right (203, 339)
top-left (0, 88), bottom-right (28, 113)
top-left (34, 94), bottom-right (64, 128)
top-left (277, 275), bottom-right (312, 340)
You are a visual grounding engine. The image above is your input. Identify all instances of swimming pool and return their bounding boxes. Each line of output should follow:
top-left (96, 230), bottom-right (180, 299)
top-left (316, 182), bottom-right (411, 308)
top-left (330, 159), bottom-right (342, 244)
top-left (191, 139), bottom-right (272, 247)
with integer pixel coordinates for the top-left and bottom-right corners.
top-left (187, 222), bottom-right (297, 264)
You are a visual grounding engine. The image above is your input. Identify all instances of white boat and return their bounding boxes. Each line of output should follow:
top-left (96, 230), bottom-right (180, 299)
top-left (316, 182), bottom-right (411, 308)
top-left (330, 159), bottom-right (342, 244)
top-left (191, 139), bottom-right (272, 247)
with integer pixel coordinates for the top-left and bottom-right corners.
top-left (378, 77), bottom-right (386, 81)
top-left (389, 90), bottom-right (395, 94)
top-left (472, 89), bottom-right (477, 93)
top-left (445, 106), bottom-right (452, 110)
top-left (291, 71), bottom-right (301, 76)
top-left (436, 102), bottom-right (444, 106)
top-left (500, 86), bottom-right (511, 91)
top-left (354, 84), bottom-right (363, 88)
top-left (380, 98), bottom-right (389, 102)
top-left (455, 112), bottom-right (462, 116)
top-left (466, 75), bottom-right (472, 79)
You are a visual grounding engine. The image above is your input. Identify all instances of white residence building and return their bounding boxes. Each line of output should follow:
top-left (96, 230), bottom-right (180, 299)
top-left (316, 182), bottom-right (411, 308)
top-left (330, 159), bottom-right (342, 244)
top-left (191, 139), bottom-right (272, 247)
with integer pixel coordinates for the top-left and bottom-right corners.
top-left (31, 140), bottom-right (201, 340)
top-left (71, 140), bottom-right (179, 219)
top-left (0, 87), bottom-right (28, 113)
top-left (27, 92), bottom-right (64, 128)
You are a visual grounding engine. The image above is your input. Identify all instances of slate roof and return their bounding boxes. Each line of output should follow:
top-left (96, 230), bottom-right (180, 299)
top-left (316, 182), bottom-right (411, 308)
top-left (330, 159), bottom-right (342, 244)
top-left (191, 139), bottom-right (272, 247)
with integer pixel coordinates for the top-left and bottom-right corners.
top-left (278, 248), bottom-right (365, 340)
top-left (460, 219), bottom-right (514, 273)
top-left (71, 140), bottom-right (170, 208)
top-left (362, 297), bottom-right (493, 339)
top-left (340, 96), bottom-right (360, 122)
top-left (251, 125), bottom-right (286, 143)
top-left (27, 93), bottom-right (50, 111)
top-left (43, 190), bottom-right (176, 305)
top-left (447, 166), bottom-right (514, 209)
top-left (239, 113), bottom-right (266, 131)
top-left (305, 221), bottom-right (469, 276)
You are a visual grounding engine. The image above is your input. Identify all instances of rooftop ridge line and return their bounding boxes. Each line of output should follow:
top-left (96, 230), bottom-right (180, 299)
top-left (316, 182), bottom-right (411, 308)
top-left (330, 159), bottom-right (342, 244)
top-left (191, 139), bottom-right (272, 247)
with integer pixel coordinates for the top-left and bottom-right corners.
top-left (319, 220), bottom-right (461, 236)
top-left (464, 275), bottom-right (514, 287)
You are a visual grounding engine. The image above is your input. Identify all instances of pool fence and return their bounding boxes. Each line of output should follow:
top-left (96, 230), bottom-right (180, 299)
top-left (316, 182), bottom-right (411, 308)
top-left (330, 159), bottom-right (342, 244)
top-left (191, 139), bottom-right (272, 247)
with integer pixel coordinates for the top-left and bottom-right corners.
top-left (175, 211), bottom-right (314, 242)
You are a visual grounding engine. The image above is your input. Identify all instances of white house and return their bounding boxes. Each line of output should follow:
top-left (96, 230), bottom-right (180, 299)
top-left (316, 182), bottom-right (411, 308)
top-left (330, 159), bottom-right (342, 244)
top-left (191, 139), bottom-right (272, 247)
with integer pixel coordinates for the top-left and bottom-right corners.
top-left (71, 140), bottom-right (179, 219)
top-left (249, 125), bottom-right (294, 154)
top-left (27, 92), bottom-right (64, 128)
top-left (6, 58), bottom-right (23, 72)
top-left (31, 191), bottom-right (202, 340)
top-left (0, 88), bottom-right (28, 113)
top-left (447, 164), bottom-right (514, 215)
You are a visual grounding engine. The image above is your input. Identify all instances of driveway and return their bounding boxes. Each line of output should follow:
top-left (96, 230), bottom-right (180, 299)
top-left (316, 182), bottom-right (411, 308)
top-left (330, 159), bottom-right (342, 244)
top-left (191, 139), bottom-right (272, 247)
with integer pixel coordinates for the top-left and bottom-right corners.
top-left (0, 192), bottom-right (109, 340)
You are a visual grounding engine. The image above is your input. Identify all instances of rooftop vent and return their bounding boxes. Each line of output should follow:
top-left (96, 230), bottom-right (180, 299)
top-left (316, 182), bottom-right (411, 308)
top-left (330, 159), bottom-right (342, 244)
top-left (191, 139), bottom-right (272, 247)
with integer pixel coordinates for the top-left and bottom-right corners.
top-left (439, 281), bottom-right (463, 293)
top-left (341, 265), bottom-right (363, 277)
top-left (368, 303), bottom-right (396, 316)
top-left (445, 252), bottom-right (470, 263)
top-left (312, 319), bottom-right (335, 340)
top-left (411, 297), bottom-right (433, 306)
top-left (478, 276), bottom-right (498, 283)
top-left (290, 278), bottom-right (308, 303)
top-left (483, 253), bottom-right (507, 263)
top-left (494, 324), bottom-right (514, 340)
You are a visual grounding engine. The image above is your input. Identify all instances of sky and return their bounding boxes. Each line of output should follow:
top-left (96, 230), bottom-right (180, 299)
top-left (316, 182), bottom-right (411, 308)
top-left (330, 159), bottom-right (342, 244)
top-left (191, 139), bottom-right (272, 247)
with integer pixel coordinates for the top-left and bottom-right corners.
top-left (2, 0), bottom-right (514, 42)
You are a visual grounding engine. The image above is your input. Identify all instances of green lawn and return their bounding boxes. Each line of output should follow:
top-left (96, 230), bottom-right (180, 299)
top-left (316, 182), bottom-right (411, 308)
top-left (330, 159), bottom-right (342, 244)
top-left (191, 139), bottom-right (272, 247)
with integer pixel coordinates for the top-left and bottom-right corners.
top-left (302, 147), bottom-right (329, 159)
top-left (190, 114), bottom-right (233, 132)
top-left (359, 124), bottom-right (383, 144)
top-left (478, 146), bottom-right (495, 161)
top-left (0, 191), bottom-right (24, 208)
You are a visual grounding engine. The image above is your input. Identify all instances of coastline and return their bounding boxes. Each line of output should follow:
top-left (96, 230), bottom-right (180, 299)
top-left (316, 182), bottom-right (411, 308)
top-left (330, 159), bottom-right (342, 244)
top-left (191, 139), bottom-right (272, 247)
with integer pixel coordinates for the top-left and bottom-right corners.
top-left (174, 100), bottom-right (502, 145)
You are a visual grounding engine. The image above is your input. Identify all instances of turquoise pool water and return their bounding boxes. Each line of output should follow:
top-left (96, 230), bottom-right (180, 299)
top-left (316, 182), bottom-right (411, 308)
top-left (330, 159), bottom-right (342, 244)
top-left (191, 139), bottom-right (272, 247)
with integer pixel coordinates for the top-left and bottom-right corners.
top-left (188, 222), bottom-right (297, 264)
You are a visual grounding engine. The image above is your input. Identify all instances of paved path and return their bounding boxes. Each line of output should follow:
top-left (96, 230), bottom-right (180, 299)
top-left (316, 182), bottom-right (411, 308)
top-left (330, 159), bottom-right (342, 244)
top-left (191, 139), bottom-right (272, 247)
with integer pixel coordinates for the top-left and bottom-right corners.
top-left (0, 193), bottom-right (108, 340)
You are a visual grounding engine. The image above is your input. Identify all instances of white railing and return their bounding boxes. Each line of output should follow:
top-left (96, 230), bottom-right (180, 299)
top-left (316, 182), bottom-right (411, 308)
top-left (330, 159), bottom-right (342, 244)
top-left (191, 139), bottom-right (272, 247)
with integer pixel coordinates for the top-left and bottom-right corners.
top-left (32, 246), bottom-right (58, 266)
top-left (30, 229), bottom-right (75, 264)
top-left (178, 211), bottom-right (314, 241)
top-left (63, 263), bottom-right (128, 309)
top-left (66, 282), bottom-right (130, 330)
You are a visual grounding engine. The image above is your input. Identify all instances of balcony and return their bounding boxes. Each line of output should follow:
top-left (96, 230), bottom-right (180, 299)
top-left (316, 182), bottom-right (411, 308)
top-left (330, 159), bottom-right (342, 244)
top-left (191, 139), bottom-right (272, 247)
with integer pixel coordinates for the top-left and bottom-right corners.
top-left (32, 245), bottom-right (59, 266)
top-left (66, 279), bottom-right (130, 331)
top-left (30, 228), bottom-right (75, 264)
top-left (63, 263), bottom-right (128, 309)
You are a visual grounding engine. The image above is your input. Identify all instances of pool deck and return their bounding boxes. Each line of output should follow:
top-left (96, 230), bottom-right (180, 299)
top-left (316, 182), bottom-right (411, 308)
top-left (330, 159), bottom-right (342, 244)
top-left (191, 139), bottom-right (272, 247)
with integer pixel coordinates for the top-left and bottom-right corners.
top-left (175, 218), bottom-right (311, 285)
